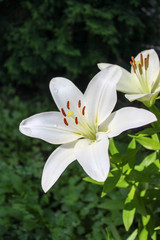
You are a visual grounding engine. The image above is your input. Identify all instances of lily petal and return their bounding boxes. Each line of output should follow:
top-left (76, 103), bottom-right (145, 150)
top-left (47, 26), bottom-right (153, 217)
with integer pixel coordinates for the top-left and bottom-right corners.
top-left (49, 77), bottom-right (84, 115)
top-left (41, 142), bottom-right (76, 192)
top-left (97, 63), bottom-right (111, 70)
top-left (125, 91), bottom-right (160, 107)
top-left (134, 49), bottom-right (160, 89)
top-left (19, 112), bottom-right (82, 144)
top-left (100, 107), bottom-right (157, 138)
top-left (74, 132), bottom-right (110, 182)
top-left (84, 66), bottom-right (122, 126)
top-left (98, 63), bottom-right (141, 94)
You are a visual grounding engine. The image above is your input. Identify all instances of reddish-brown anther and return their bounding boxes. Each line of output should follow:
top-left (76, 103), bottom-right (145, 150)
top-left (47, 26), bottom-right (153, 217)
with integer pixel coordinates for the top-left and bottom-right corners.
top-left (140, 53), bottom-right (143, 67)
top-left (75, 117), bottom-right (78, 125)
top-left (82, 106), bottom-right (86, 115)
top-left (138, 64), bottom-right (142, 75)
top-left (130, 61), bottom-right (136, 73)
top-left (147, 54), bottom-right (149, 68)
top-left (61, 108), bottom-right (66, 117)
top-left (78, 100), bottom-right (81, 108)
top-left (64, 118), bottom-right (69, 126)
top-left (67, 101), bottom-right (70, 109)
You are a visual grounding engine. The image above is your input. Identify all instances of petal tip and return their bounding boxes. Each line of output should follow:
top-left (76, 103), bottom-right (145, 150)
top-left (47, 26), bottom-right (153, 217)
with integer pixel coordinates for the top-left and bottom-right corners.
top-left (19, 120), bottom-right (32, 135)
top-left (41, 179), bottom-right (51, 193)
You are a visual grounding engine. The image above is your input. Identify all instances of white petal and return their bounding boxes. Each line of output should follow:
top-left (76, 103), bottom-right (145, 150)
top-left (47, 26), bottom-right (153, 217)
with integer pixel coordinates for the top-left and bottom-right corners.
top-left (19, 112), bottom-right (81, 144)
top-left (49, 77), bottom-right (84, 115)
top-left (84, 66), bottom-right (122, 126)
top-left (100, 107), bottom-right (157, 138)
top-left (97, 63), bottom-right (111, 70)
top-left (74, 132), bottom-right (110, 182)
top-left (41, 142), bottom-right (76, 192)
top-left (134, 49), bottom-right (160, 88)
top-left (125, 93), bottom-right (148, 101)
top-left (117, 68), bottom-right (142, 93)
top-left (126, 91), bottom-right (160, 107)
top-left (98, 63), bottom-right (141, 94)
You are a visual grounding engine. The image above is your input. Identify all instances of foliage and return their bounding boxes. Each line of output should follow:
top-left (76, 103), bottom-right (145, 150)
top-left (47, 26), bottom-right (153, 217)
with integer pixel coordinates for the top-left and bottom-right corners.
top-left (86, 104), bottom-right (160, 239)
top-left (0, 0), bottom-right (159, 89)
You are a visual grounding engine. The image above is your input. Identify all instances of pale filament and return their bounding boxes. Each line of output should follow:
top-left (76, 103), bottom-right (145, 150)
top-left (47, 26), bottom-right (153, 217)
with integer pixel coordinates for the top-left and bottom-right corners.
top-left (130, 54), bottom-right (150, 93)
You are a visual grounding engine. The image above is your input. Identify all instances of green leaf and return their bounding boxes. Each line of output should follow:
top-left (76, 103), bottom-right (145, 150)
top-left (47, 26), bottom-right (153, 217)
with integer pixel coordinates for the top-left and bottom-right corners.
top-left (101, 169), bottom-right (121, 197)
top-left (126, 229), bottom-right (138, 240)
top-left (154, 226), bottom-right (160, 231)
top-left (139, 227), bottom-right (148, 240)
top-left (152, 133), bottom-right (159, 143)
top-left (136, 127), bottom-right (160, 136)
top-left (83, 177), bottom-right (104, 185)
top-left (98, 199), bottom-right (124, 210)
top-left (128, 138), bottom-right (136, 149)
top-left (131, 136), bottom-right (160, 150)
top-left (151, 231), bottom-right (157, 240)
top-left (105, 228), bottom-right (114, 240)
top-left (109, 138), bottom-right (119, 155)
top-left (139, 152), bottom-right (157, 169)
top-left (116, 175), bottom-right (129, 188)
top-left (123, 185), bottom-right (136, 231)
top-left (142, 215), bottom-right (151, 226)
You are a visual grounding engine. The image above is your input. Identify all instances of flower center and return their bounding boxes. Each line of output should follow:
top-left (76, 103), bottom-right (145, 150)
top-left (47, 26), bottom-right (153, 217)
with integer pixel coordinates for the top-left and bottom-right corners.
top-left (130, 53), bottom-right (151, 93)
top-left (61, 100), bottom-right (96, 140)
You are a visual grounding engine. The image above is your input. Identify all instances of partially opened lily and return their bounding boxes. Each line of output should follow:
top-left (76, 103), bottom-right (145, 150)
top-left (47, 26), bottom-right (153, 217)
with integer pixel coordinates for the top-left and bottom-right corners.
top-left (19, 66), bottom-right (157, 192)
top-left (98, 49), bottom-right (160, 107)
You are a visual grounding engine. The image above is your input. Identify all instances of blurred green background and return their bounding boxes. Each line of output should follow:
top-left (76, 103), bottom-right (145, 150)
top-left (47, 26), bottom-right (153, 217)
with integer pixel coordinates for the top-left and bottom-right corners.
top-left (0, 0), bottom-right (159, 239)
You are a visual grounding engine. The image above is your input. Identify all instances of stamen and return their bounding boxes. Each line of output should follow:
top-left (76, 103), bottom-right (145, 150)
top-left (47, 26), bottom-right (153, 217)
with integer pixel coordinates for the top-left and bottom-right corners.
top-left (131, 56), bottom-right (137, 70)
top-left (61, 108), bottom-right (66, 117)
top-left (82, 106), bottom-right (86, 115)
top-left (130, 61), bottom-right (136, 73)
top-left (145, 58), bottom-right (147, 70)
top-left (138, 64), bottom-right (142, 75)
top-left (147, 54), bottom-right (149, 68)
top-left (64, 118), bottom-right (68, 126)
top-left (67, 101), bottom-right (70, 109)
top-left (75, 117), bottom-right (78, 125)
top-left (140, 53), bottom-right (143, 67)
top-left (78, 100), bottom-right (81, 108)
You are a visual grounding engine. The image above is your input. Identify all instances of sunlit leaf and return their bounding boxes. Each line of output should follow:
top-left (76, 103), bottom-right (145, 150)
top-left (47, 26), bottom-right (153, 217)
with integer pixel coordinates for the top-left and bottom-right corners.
top-left (109, 138), bottom-right (119, 155)
top-left (83, 177), bottom-right (104, 185)
top-left (123, 185), bottom-right (136, 231)
top-left (126, 229), bottom-right (138, 240)
top-left (139, 227), bottom-right (148, 240)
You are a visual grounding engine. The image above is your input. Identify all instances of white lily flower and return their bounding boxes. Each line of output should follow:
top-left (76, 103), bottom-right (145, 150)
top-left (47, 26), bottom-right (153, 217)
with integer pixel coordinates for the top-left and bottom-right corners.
top-left (19, 66), bottom-right (157, 192)
top-left (98, 49), bottom-right (160, 107)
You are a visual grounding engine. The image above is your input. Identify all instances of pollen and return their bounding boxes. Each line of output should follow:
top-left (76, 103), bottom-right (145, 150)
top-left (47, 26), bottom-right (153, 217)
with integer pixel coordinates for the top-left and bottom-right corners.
top-left (67, 110), bottom-right (74, 117)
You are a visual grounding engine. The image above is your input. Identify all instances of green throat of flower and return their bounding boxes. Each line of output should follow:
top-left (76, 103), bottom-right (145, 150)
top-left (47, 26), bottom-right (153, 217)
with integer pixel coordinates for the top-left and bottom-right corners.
top-left (61, 100), bottom-right (97, 140)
